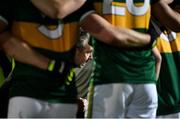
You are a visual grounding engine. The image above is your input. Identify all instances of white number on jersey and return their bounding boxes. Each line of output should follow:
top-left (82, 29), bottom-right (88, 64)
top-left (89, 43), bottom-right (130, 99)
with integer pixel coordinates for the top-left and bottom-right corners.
top-left (103, 0), bottom-right (150, 16)
top-left (38, 20), bottom-right (64, 39)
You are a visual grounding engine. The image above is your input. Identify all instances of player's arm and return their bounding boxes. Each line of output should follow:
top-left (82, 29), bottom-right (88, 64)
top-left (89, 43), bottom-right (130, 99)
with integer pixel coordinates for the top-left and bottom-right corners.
top-left (30, 0), bottom-right (151, 48)
top-left (0, 20), bottom-right (90, 73)
top-left (152, 46), bottom-right (162, 80)
top-left (0, 1), bottom-right (51, 71)
top-left (0, 0), bottom-right (76, 74)
top-left (152, 0), bottom-right (180, 32)
top-left (0, 31), bottom-right (50, 70)
top-left (31, 0), bottom-right (86, 19)
top-left (0, 31), bottom-right (92, 71)
top-left (80, 13), bottom-right (151, 49)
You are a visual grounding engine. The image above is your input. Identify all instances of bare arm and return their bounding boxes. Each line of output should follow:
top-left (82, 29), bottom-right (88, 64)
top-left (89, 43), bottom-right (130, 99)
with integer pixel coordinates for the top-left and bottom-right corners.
top-left (31, 0), bottom-right (150, 48)
top-left (80, 13), bottom-right (151, 48)
top-left (152, 46), bottom-right (162, 80)
top-left (31, 0), bottom-right (86, 19)
top-left (0, 32), bottom-right (50, 70)
top-left (152, 0), bottom-right (180, 32)
top-left (30, 0), bottom-right (151, 48)
top-left (0, 32), bottom-right (91, 70)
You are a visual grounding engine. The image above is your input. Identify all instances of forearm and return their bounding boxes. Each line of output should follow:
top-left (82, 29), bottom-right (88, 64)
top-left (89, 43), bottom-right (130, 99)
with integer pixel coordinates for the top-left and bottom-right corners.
top-left (0, 32), bottom-right (49, 70)
top-left (80, 13), bottom-right (150, 48)
top-left (31, 0), bottom-right (86, 19)
top-left (152, 47), bottom-right (162, 80)
top-left (113, 27), bottom-right (151, 48)
top-left (152, 2), bottom-right (180, 32)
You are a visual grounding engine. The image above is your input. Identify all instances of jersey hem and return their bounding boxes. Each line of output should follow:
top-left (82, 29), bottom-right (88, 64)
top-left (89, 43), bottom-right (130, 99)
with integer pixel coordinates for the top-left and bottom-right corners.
top-left (10, 95), bottom-right (77, 104)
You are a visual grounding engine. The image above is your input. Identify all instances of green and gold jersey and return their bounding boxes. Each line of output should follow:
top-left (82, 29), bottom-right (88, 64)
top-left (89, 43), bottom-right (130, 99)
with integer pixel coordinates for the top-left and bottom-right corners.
top-left (92, 0), bottom-right (156, 85)
top-left (154, 27), bottom-right (180, 115)
top-left (154, 1), bottom-right (180, 115)
top-left (0, 0), bottom-right (94, 103)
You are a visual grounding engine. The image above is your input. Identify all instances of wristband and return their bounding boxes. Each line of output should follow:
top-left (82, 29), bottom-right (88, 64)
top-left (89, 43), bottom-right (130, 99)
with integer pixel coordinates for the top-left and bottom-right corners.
top-left (48, 60), bottom-right (56, 72)
top-left (47, 59), bottom-right (66, 74)
top-left (47, 59), bottom-right (69, 85)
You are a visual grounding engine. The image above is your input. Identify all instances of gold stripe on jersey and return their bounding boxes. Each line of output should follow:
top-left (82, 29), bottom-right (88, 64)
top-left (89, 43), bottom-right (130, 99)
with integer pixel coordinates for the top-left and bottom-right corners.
top-left (94, 2), bottom-right (150, 29)
top-left (12, 22), bottom-right (78, 52)
top-left (156, 33), bottom-right (180, 53)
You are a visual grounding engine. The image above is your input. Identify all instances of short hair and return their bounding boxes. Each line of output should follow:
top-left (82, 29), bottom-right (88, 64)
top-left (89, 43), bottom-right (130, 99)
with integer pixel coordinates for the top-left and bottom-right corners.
top-left (76, 28), bottom-right (90, 49)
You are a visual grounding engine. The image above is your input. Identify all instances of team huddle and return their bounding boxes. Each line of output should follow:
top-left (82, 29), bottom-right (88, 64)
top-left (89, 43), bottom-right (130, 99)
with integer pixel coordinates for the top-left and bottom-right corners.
top-left (0, 0), bottom-right (180, 118)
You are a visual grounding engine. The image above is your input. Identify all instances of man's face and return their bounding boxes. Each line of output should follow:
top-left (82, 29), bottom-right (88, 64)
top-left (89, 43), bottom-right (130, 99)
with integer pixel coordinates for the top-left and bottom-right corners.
top-left (74, 43), bottom-right (93, 67)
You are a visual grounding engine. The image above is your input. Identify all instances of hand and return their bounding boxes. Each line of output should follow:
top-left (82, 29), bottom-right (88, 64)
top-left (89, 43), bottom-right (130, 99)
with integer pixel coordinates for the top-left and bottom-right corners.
top-left (48, 59), bottom-right (72, 79)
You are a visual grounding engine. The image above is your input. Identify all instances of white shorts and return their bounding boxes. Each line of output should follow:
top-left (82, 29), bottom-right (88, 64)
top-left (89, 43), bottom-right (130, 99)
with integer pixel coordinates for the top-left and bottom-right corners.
top-left (8, 96), bottom-right (78, 118)
top-left (86, 83), bottom-right (158, 118)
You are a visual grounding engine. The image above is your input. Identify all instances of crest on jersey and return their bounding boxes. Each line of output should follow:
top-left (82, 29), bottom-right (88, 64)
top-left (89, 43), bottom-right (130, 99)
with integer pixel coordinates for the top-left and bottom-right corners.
top-left (38, 20), bottom-right (64, 39)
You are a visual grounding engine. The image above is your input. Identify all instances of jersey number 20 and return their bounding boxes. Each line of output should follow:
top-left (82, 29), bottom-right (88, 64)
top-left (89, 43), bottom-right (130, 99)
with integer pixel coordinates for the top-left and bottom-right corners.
top-left (103, 0), bottom-right (150, 16)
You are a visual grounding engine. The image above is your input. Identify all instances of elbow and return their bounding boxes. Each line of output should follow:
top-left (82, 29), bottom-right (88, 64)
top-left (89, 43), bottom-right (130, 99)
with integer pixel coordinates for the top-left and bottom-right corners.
top-left (155, 53), bottom-right (162, 64)
top-left (158, 56), bottom-right (162, 64)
